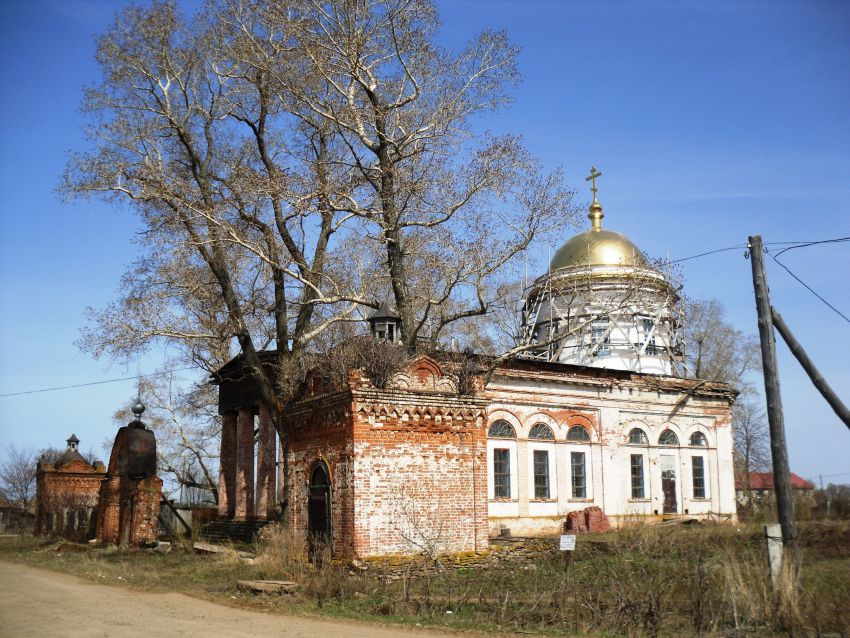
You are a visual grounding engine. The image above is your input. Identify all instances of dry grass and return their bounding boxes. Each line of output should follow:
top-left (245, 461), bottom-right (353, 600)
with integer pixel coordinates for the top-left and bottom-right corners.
top-left (2, 521), bottom-right (848, 637)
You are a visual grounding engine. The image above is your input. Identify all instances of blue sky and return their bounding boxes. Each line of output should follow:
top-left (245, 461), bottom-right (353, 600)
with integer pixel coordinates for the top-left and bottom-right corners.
top-left (1, 0), bottom-right (848, 484)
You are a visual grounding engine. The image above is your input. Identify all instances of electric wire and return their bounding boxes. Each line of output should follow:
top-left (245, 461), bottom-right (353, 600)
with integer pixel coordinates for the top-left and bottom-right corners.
top-left (767, 252), bottom-right (850, 324)
top-left (0, 367), bottom-right (197, 398)
top-left (770, 236), bottom-right (850, 259)
top-left (3, 237), bottom-right (847, 398)
top-left (668, 245), bottom-right (745, 264)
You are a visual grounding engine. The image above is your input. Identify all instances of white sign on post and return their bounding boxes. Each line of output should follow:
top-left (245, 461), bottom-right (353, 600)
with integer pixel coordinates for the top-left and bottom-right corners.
top-left (559, 534), bottom-right (576, 551)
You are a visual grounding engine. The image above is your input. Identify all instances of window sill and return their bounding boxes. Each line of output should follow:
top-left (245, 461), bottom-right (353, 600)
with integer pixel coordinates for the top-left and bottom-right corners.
top-left (529, 498), bottom-right (557, 503)
top-left (568, 498), bottom-right (592, 503)
top-left (690, 497), bottom-right (709, 502)
top-left (628, 498), bottom-right (651, 503)
top-left (489, 498), bottom-right (518, 503)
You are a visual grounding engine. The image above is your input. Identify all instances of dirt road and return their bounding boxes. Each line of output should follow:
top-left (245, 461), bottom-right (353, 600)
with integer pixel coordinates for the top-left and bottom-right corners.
top-left (0, 561), bottom-right (483, 638)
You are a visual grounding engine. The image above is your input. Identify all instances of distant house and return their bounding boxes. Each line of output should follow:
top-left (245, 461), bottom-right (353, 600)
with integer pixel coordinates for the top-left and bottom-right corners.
top-left (736, 471), bottom-right (815, 504)
top-left (0, 494), bottom-right (35, 533)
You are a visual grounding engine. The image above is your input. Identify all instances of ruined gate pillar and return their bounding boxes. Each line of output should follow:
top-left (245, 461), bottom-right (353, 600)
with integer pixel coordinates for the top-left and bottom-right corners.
top-left (255, 405), bottom-right (276, 520)
top-left (234, 407), bottom-right (255, 520)
top-left (217, 411), bottom-right (237, 518)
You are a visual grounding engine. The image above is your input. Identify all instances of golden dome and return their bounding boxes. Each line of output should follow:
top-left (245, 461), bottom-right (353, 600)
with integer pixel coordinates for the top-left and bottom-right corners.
top-left (550, 227), bottom-right (650, 270)
top-left (550, 191), bottom-right (649, 270)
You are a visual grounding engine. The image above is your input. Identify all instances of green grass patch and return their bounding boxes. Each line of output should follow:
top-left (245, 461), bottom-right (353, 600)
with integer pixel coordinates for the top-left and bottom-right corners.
top-left (2, 521), bottom-right (848, 637)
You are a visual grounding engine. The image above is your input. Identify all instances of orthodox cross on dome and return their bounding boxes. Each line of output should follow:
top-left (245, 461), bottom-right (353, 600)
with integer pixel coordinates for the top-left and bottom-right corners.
top-left (585, 166), bottom-right (602, 202)
top-left (585, 166), bottom-right (604, 230)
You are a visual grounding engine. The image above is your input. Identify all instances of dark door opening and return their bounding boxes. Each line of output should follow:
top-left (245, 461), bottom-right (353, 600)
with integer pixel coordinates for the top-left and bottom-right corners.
top-left (661, 470), bottom-right (677, 514)
top-left (660, 454), bottom-right (678, 515)
top-left (308, 462), bottom-right (332, 561)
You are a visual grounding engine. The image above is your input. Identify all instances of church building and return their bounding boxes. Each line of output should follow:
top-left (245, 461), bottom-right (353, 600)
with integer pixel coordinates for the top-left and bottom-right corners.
top-left (212, 169), bottom-right (738, 558)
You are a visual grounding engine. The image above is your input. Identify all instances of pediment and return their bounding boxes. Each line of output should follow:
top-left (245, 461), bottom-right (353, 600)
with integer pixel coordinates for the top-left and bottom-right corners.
top-left (388, 355), bottom-right (458, 393)
top-left (57, 459), bottom-right (97, 473)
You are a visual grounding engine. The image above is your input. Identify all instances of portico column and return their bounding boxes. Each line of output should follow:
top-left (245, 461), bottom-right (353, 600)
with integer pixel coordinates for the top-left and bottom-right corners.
top-left (234, 407), bottom-right (256, 520)
top-left (217, 411), bottom-right (237, 518)
top-left (255, 405), bottom-right (276, 520)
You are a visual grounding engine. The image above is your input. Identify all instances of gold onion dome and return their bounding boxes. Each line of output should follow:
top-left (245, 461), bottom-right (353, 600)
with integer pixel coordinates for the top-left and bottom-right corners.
top-left (549, 167), bottom-right (650, 271)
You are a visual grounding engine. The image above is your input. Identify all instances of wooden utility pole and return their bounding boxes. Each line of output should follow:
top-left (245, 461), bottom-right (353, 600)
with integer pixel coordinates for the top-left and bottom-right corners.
top-left (771, 307), bottom-right (850, 431)
top-left (748, 235), bottom-right (797, 556)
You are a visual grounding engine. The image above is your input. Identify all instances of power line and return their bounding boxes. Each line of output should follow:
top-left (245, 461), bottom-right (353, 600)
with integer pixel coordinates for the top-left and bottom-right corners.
top-left (3, 238), bottom-right (846, 398)
top-left (771, 236), bottom-right (850, 259)
top-left (768, 253), bottom-right (850, 324)
top-left (0, 367), bottom-right (198, 398)
top-left (667, 236), bottom-right (849, 265)
top-left (669, 245), bottom-right (745, 264)
top-left (806, 471), bottom-right (850, 482)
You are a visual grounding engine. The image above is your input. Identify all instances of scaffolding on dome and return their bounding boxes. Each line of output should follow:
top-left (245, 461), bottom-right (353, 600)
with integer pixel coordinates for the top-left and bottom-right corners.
top-left (516, 257), bottom-right (686, 377)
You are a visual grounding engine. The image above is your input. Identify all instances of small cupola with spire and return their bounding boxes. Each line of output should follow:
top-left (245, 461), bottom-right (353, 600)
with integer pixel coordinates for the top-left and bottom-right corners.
top-left (368, 302), bottom-right (402, 344)
top-left (66, 433), bottom-right (80, 451)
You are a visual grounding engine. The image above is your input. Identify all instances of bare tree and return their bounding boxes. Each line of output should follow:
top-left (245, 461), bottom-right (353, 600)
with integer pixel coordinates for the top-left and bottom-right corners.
top-left (0, 445), bottom-right (37, 517)
top-left (64, 0), bottom-right (572, 511)
top-left (684, 298), bottom-right (769, 504)
top-left (239, 0), bottom-right (576, 348)
top-left (732, 398), bottom-right (771, 512)
top-left (38, 446), bottom-right (100, 467)
top-left (684, 298), bottom-right (760, 390)
top-left (113, 374), bottom-right (221, 503)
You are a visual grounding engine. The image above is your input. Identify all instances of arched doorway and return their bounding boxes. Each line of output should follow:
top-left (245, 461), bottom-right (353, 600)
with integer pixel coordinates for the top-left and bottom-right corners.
top-left (307, 461), bottom-right (332, 560)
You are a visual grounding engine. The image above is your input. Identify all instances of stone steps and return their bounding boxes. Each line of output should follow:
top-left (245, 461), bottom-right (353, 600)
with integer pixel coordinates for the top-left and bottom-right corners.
top-left (201, 519), bottom-right (270, 544)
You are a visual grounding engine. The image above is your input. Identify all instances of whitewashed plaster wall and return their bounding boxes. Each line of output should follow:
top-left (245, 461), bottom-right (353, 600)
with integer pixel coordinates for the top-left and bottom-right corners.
top-left (485, 371), bottom-right (737, 536)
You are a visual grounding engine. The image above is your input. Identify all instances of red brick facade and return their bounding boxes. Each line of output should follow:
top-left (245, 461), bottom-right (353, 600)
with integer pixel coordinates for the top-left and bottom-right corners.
top-left (95, 419), bottom-right (162, 546)
top-left (240, 356), bottom-right (490, 559)
top-left (96, 475), bottom-right (162, 545)
top-left (35, 444), bottom-right (106, 540)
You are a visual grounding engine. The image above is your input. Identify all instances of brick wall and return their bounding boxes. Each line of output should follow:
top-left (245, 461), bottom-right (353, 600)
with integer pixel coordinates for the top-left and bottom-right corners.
top-left (35, 459), bottom-right (105, 540)
top-left (284, 391), bottom-right (356, 559)
top-left (96, 476), bottom-right (163, 545)
top-left (282, 358), bottom-right (489, 559)
top-left (350, 391), bottom-right (488, 557)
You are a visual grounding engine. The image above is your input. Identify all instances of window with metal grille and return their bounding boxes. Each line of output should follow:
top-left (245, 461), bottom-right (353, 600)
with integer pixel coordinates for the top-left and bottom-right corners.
top-left (659, 429), bottom-right (679, 446)
top-left (567, 425), bottom-right (591, 442)
top-left (493, 448), bottom-right (510, 499)
top-left (488, 420), bottom-right (516, 439)
top-left (529, 423), bottom-right (554, 440)
top-left (533, 450), bottom-right (550, 499)
top-left (689, 431), bottom-right (708, 447)
top-left (692, 456), bottom-right (706, 498)
top-left (571, 451), bottom-right (586, 498)
top-left (628, 428), bottom-right (648, 445)
top-left (630, 454), bottom-right (645, 499)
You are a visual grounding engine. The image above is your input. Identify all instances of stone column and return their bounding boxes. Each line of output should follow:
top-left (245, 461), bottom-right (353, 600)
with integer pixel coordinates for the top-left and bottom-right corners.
top-left (218, 411), bottom-right (238, 518)
top-left (255, 405), bottom-right (277, 520)
top-left (234, 408), bottom-right (255, 520)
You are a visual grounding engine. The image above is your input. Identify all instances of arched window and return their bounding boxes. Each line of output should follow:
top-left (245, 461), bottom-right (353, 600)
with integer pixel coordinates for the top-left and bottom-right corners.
top-left (659, 429), bottom-right (680, 446)
top-left (488, 420), bottom-right (516, 438)
top-left (689, 432), bottom-right (708, 447)
top-left (628, 428), bottom-right (648, 445)
top-left (567, 425), bottom-right (591, 442)
top-left (311, 462), bottom-right (330, 487)
top-left (529, 423), bottom-right (555, 440)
